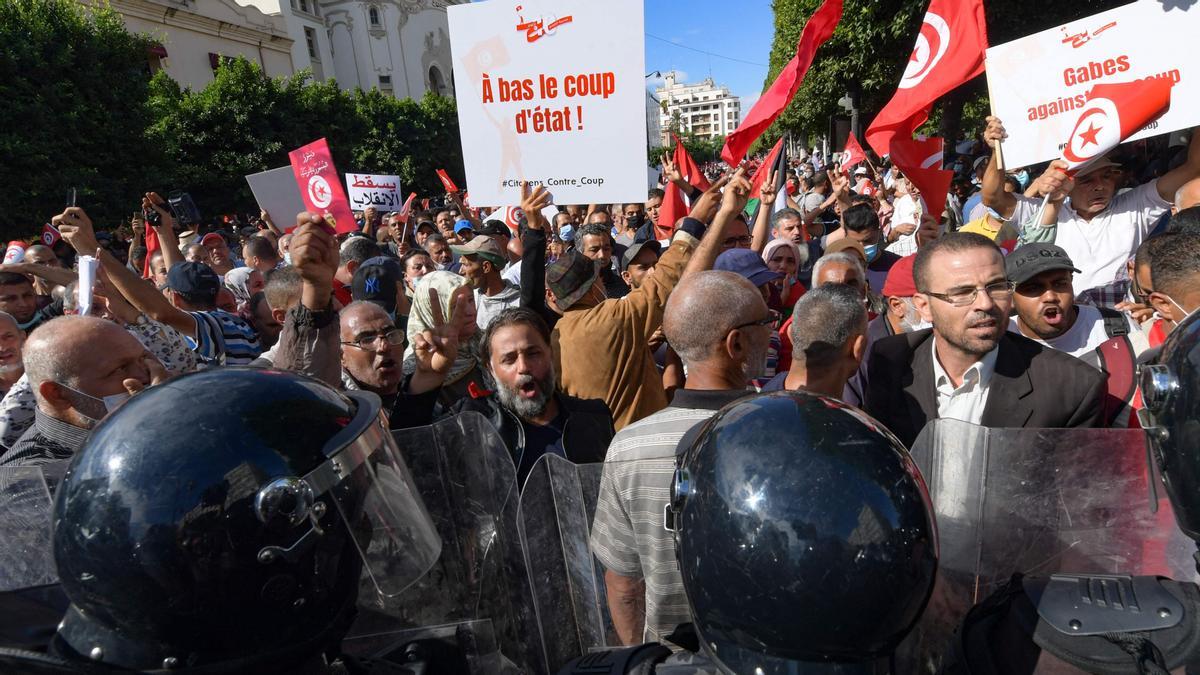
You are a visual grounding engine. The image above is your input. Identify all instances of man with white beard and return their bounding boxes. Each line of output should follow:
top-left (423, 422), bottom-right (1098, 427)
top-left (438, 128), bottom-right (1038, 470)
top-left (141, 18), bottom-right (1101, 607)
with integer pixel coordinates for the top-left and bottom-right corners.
top-left (0, 312), bottom-right (24, 398)
top-left (448, 307), bottom-right (614, 487)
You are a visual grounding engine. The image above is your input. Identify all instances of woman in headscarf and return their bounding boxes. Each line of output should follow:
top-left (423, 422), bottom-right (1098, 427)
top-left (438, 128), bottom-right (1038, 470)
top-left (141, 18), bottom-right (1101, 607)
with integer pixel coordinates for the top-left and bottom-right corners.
top-left (223, 267), bottom-right (264, 315)
top-left (762, 238), bottom-right (806, 318)
top-left (404, 271), bottom-right (487, 409)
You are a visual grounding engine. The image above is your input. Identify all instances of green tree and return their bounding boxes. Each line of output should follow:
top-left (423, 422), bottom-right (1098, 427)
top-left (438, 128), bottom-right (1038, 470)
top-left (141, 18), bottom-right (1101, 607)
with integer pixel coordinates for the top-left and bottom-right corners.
top-left (0, 0), bottom-right (165, 235)
top-left (761, 0), bottom-right (1129, 152)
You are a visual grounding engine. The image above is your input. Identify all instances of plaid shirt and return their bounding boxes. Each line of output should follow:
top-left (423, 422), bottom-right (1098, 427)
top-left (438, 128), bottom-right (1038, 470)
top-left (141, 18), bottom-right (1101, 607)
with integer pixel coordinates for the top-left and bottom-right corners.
top-left (1077, 279), bottom-right (1132, 311)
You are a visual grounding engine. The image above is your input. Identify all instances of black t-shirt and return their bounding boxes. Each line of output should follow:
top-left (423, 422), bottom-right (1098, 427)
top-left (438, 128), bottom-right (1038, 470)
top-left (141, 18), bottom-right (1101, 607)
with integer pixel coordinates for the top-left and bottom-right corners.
top-left (517, 410), bottom-right (568, 487)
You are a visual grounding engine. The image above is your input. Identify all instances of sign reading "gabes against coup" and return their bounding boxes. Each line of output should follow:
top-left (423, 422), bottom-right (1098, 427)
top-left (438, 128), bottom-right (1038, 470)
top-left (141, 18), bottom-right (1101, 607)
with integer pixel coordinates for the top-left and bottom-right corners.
top-left (447, 0), bottom-right (648, 206)
top-left (986, 1), bottom-right (1199, 168)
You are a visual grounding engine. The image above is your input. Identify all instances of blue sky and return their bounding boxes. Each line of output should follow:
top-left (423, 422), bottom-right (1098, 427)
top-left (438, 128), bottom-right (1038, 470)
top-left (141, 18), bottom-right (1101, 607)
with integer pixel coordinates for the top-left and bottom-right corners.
top-left (643, 0), bottom-right (775, 111)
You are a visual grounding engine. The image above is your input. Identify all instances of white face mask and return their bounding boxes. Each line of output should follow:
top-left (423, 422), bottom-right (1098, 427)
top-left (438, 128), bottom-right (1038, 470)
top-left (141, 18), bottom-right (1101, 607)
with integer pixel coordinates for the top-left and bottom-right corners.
top-left (61, 384), bottom-right (131, 426)
top-left (283, 252), bottom-right (293, 266)
top-left (1166, 294), bottom-right (1199, 327)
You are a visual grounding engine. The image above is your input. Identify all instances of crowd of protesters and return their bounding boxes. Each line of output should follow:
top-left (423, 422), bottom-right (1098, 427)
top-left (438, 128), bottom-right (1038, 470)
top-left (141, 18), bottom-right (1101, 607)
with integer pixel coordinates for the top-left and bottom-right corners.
top-left (3, 114), bottom-right (1200, 645)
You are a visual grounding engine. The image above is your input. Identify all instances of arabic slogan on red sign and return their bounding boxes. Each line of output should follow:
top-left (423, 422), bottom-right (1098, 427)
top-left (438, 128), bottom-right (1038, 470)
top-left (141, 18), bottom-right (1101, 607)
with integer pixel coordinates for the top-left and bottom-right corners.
top-left (289, 138), bottom-right (357, 233)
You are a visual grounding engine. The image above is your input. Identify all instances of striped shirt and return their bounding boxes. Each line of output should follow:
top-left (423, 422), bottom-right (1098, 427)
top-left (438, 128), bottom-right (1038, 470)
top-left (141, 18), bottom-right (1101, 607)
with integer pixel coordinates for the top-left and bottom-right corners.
top-left (186, 310), bottom-right (261, 366)
top-left (589, 389), bottom-right (752, 644)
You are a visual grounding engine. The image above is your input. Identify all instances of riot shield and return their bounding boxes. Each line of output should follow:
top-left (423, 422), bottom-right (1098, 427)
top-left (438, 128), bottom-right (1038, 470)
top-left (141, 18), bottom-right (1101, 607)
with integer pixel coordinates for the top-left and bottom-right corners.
top-left (518, 454), bottom-right (612, 672)
top-left (342, 412), bottom-right (543, 674)
top-left (0, 465), bottom-right (60, 592)
top-left (898, 420), bottom-right (1197, 674)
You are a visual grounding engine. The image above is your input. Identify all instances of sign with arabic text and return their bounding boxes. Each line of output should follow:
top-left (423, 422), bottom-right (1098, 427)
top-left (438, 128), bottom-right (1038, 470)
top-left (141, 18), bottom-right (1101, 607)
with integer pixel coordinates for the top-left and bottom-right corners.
top-left (986, 1), bottom-right (1200, 168)
top-left (288, 138), bottom-right (357, 233)
top-left (447, 0), bottom-right (647, 205)
top-left (346, 173), bottom-right (403, 211)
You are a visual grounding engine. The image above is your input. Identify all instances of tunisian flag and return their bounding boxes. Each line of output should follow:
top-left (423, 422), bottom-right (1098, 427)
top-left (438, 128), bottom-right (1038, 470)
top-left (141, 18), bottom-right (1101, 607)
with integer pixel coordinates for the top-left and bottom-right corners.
top-left (1058, 79), bottom-right (1174, 174)
top-left (840, 132), bottom-right (868, 170)
top-left (720, 0), bottom-right (843, 166)
top-left (657, 135), bottom-right (711, 239)
top-left (864, 0), bottom-right (987, 157)
top-left (142, 222), bottom-right (160, 279)
top-left (890, 137), bottom-right (953, 224)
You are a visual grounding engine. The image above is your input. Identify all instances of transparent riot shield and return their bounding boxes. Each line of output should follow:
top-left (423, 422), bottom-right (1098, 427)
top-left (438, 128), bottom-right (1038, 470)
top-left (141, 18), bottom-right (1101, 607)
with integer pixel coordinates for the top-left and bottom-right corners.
top-left (518, 454), bottom-right (613, 672)
top-left (898, 420), bottom-right (1197, 675)
top-left (0, 465), bottom-right (61, 592)
top-left (342, 412), bottom-right (542, 674)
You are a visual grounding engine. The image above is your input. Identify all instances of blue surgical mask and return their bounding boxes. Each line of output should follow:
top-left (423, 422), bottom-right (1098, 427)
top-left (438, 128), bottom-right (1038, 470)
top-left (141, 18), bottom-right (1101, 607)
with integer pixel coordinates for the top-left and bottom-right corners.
top-left (1014, 170), bottom-right (1030, 190)
top-left (985, 207), bottom-right (1009, 222)
top-left (863, 243), bottom-right (881, 263)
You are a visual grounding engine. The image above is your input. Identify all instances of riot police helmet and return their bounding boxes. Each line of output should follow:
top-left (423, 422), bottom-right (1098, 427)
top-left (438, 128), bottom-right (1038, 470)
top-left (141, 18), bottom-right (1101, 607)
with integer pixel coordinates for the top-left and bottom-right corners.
top-left (667, 391), bottom-right (938, 674)
top-left (1140, 310), bottom-right (1200, 540)
top-left (50, 368), bottom-right (441, 672)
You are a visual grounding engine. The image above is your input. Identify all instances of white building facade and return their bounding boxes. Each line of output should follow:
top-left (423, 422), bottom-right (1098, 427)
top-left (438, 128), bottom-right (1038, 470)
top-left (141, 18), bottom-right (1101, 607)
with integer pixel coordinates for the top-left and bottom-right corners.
top-left (93, 0), bottom-right (295, 90)
top-left (655, 71), bottom-right (741, 143)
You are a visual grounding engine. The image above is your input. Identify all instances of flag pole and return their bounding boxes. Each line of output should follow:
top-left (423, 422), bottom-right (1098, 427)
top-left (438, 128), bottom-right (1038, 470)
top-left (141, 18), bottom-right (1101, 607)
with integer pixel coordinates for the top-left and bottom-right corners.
top-left (985, 68), bottom-right (1006, 171)
top-left (1030, 192), bottom-right (1051, 230)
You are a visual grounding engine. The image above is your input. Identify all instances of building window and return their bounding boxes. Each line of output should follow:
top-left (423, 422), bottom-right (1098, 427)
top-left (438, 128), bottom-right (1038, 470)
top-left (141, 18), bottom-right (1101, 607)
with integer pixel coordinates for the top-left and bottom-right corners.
top-left (428, 66), bottom-right (445, 96)
top-left (304, 27), bottom-right (318, 59)
top-left (299, 0), bottom-right (309, 12)
top-left (379, 75), bottom-right (392, 90)
top-left (369, 6), bottom-right (380, 26)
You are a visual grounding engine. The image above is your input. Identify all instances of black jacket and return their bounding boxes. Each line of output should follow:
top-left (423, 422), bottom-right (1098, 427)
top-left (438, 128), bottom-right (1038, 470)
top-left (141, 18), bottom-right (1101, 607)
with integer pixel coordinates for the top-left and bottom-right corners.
top-left (863, 329), bottom-right (1105, 447)
top-left (449, 390), bottom-right (615, 471)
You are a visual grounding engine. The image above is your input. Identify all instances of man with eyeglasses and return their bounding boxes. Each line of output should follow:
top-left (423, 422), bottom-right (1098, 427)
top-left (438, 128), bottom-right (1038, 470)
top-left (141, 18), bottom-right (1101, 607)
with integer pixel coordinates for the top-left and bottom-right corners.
top-left (863, 232), bottom-right (1105, 447)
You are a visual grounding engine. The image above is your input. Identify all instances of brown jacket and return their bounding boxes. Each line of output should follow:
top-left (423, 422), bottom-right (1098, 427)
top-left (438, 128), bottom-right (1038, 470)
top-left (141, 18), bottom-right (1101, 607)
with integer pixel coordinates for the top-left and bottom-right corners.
top-left (554, 234), bottom-right (695, 430)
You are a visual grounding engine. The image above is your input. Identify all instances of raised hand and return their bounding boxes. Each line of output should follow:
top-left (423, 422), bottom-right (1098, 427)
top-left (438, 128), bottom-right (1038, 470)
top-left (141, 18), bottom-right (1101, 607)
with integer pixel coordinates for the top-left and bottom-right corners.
top-left (759, 168), bottom-right (779, 206)
top-left (412, 287), bottom-right (460, 377)
top-left (718, 166), bottom-right (752, 216)
top-left (983, 116), bottom-right (1007, 148)
top-left (142, 192), bottom-right (175, 231)
top-left (689, 172), bottom-right (733, 224)
top-left (1033, 160), bottom-right (1074, 203)
top-left (290, 216), bottom-right (339, 289)
top-left (662, 152), bottom-right (683, 184)
top-left (520, 180), bottom-right (552, 231)
top-left (54, 207), bottom-right (99, 254)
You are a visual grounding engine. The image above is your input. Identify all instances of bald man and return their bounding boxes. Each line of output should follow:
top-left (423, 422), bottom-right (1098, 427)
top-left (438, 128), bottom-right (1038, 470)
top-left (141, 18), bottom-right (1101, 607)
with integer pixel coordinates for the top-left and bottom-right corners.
top-left (0, 312), bottom-right (24, 397)
top-left (591, 271), bottom-right (770, 646)
top-left (0, 316), bottom-right (161, 473)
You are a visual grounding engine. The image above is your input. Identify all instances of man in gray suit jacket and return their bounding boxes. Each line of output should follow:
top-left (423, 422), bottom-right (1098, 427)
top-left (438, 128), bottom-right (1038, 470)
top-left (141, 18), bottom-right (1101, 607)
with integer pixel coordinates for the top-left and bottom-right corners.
top-left (863, 233), bottom-right (1104, 447)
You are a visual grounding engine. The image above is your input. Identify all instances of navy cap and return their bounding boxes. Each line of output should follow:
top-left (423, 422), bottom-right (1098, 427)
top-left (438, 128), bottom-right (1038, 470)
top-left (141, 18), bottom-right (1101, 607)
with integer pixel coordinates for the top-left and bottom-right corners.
top-left (1005, 243), bottom-right (1081, 286)
top-left (165, 261), bottom-right (220, 302)
top-left (715, 248), bottom-right (782, 288)
top-left (352, 256), bottom-right (401, 313)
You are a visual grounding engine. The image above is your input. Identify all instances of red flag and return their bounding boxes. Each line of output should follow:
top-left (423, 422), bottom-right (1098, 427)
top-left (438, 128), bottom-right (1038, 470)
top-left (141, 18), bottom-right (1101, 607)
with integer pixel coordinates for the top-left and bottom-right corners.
top-left (840, 133), bottom-right (868, 170)
top-left (656, 135), bottom-right (712, 239)
top-left (864, 0), bottom-right (987, 158)
top-left (288, 138), bottom-right (357, 234)
top-left (720, 0), bottom-right (843, 165)
top-left (889, 136), bottom-right (944, 170)
top-left (395, 192), bottom-right (417, 223)
top-left (891, 137), bottom-right (953, 224)
top-left (504, 206), bottom-right (524, 235)
top-left (1058, 79), bottom-right (1174, 174)
top-left (141, 223), bottom-right (159, 279)
top-left (435, 169), bottom-right (459, 193)
top-left (749, 137), bottom-right (785, 200)
top-left (41, 223), bottom-right (61, 247)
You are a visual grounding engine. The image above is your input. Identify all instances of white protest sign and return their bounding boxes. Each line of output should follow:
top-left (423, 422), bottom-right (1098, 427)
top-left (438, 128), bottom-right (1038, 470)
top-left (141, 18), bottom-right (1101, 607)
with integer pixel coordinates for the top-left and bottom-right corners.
top-left (245, 166), bottom-right (305, 226)
top-left (447, 0), bottom-right (647, 206)
top-left (76, 256), bottom-right (97, 318)
top-left (986, 1), bottom-right (1199, 169)
top-left (345, 173), bottom-right (403, 211)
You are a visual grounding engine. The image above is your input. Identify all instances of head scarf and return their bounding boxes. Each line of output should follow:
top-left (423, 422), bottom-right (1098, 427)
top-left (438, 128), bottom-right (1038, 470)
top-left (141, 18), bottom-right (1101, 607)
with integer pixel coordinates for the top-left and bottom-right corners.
top-left (223, 267), bottom-right (255, 312)
top-left (404, 271), bottom-right (479, 384)
top-left (762, 238), bottom-right (804, 280)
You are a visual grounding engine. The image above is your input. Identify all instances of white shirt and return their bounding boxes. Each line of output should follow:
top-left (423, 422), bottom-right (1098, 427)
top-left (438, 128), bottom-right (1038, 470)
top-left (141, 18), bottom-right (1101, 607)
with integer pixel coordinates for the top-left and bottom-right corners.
top-left (1006, 304), bottom-right (1132, 360)
top-left (887, 194), bottom-right (921, 257)
top-left (931, 338), bottom-right (998, 425)
top-left (1011, 182), bottom-right (1169, 294)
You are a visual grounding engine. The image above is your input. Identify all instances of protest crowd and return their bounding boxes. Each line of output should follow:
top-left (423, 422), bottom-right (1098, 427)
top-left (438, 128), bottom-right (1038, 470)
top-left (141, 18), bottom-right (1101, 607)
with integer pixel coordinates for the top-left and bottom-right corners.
top-left (6, 0), bottom-right (1200, 672)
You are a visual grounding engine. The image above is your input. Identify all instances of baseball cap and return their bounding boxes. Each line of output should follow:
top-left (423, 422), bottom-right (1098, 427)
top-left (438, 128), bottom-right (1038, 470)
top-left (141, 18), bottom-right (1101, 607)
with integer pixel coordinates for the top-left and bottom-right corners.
top-left (881, 254), bottom-right (918, 298)
top-left (1075, 156), bottom-right (1123, 178)
top-left (477, 220), bottom-right (510, 238)
top-left (450, 234), bottom-right (507, 268)
top-left (972, 156), bottom-right (990, 172)
top-left (854, 166), bottom-right (869, 176)
top-left (415, 220), bottom-right (437, 233)
top-left (200, 232), bottom-right (227, 247)
top-left (165, 261), bottom-right (220, 302)
top-left (546, 249), bottom-right (598, 310)
top-left (621, 240), bottom-right (662, 272)
top-left (352, 256), bottom-right (402, 313)
top-left (1005, 243), bottom-right (1081, 285)
top-left (823, 238), bottom-right (867, 263)
top-left (714, 248), bottom-right (782, 288)
top-left (453, 219), bottom-right (474, 235)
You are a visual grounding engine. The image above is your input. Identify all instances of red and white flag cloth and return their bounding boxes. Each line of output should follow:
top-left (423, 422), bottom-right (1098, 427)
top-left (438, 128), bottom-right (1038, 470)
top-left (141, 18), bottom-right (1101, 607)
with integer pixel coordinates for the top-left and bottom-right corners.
top-left (41, 223), bottom-right (61, 247)
top-left (435, 169), bottom-right (459, 193)
top-left (720, 0), bottom-right (843, 165)
top-left (657, 134), bottom-right (712, 240)
top-left (394, 192), bottom-right (417, 223)
top-left (1058, 79), bottom-right (1174, 174)
top-left (890, 136), bottom-right (953, 222)
top-left (141, 223), bottom-right (159, 279)
top-left (841, 132), bottom-right (868, 170)
top-left (864, 0), bottom-right (987, 157)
